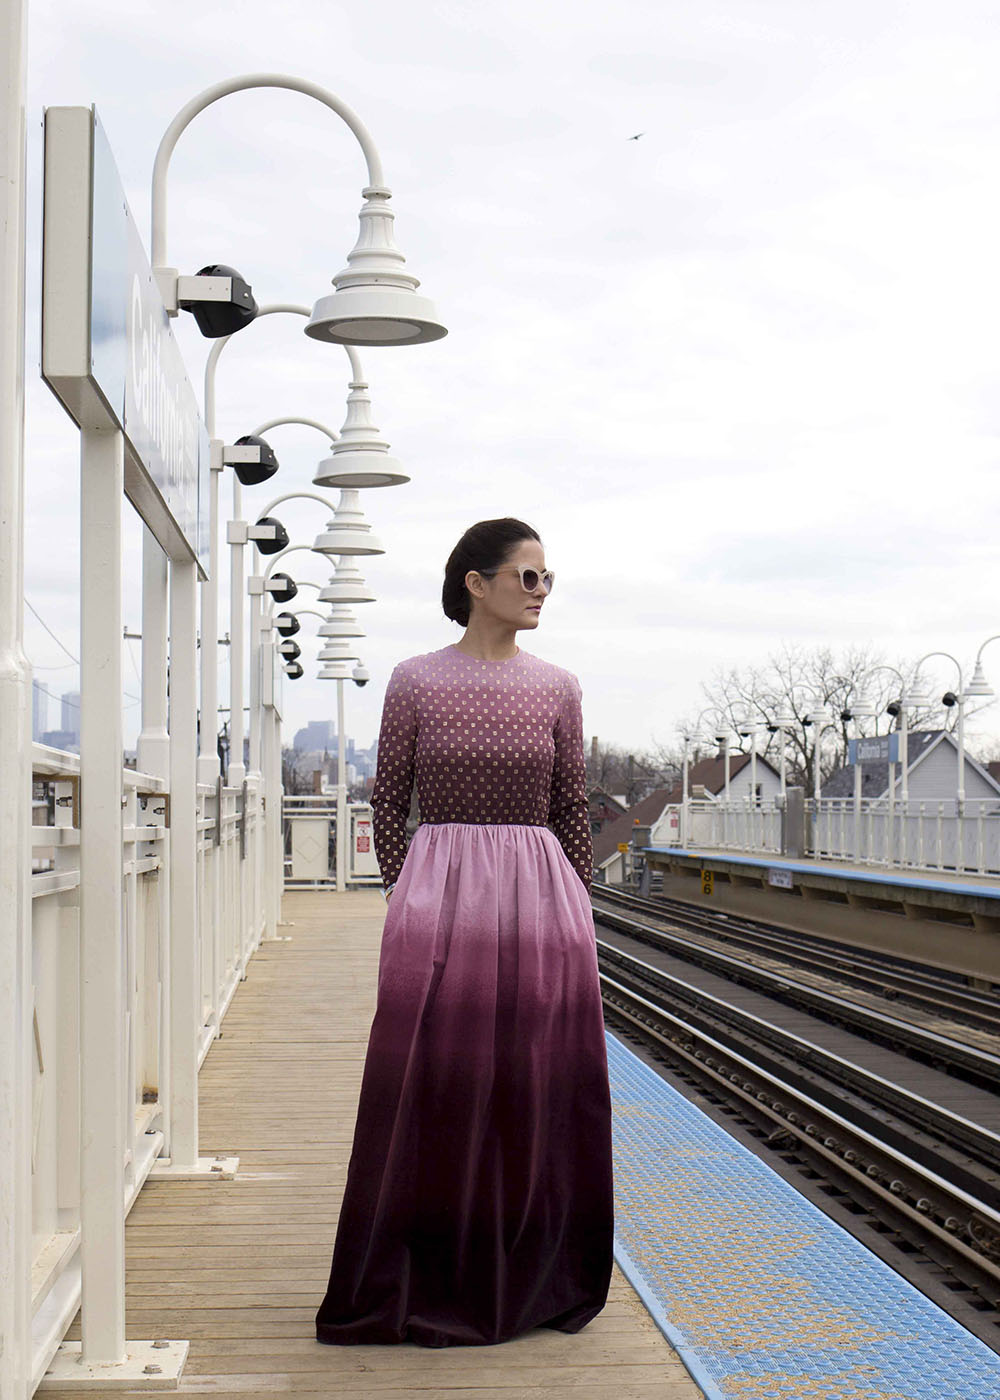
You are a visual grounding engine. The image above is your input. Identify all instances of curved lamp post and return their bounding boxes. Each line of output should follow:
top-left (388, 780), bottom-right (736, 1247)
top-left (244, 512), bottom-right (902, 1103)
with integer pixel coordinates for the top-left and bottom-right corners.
top-left (679, 707), bottom-right (725, 848)
top-left (151, 73), bottom-right (447, 346)
top-left (912, 651), bottom-right (967, 809)
top-left (317, 655), bottom-right (372, 891)
top-left (201, 303), bottom-right (399, 786)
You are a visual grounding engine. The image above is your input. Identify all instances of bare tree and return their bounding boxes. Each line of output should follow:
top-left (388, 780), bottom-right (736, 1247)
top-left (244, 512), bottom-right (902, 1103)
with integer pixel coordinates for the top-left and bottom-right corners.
top-left (684, 643), bottom-right (979, 793)
top-left (282, 747), bottom-right (321, 795)
top-left (586, 741), bottom-right (674, 805)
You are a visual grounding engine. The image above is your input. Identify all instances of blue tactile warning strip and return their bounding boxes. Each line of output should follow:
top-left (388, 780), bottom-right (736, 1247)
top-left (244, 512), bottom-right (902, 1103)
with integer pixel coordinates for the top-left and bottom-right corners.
top-left (606, 1032), bottom-right (1000, 1400)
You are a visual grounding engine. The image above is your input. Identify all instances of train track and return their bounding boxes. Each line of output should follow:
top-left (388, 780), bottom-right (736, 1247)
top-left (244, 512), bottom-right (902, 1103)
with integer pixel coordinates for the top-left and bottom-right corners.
top-left (592, 896), bottom-right (1000, 1091)
top-left (595, 884), bottom-right (1000, 1037)
top-left (593, 903), bottom-right (1000, 1351)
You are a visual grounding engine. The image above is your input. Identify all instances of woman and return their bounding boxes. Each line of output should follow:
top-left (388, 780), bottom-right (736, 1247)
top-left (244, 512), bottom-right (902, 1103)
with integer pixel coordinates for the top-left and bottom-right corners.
top-left (315, 517), bottom-right (614, 1348)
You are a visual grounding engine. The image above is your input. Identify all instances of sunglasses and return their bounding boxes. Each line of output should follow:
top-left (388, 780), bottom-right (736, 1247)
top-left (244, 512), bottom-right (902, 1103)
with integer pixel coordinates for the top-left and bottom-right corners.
top-left (480, 564), bottom-right (555, 594)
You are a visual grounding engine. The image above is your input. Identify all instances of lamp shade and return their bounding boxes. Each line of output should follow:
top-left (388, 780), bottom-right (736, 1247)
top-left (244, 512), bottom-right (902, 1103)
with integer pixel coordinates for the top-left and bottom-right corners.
top-left (304, 187), bottom-right (447, 347)
top-left (318, 605), bottom-right (366, 639)
top-left (312, 378), bottom-right (409, 489)
top-left (317, 559), bottom-right (376, 605)
top-left (318, 661), bottom-right (355, 680)
top-left (312, 490), bottom-right (384, 555)
top-left (318, 639), bottom-right (361, 663)
top-left (966, 661), bottom-right (994, 699)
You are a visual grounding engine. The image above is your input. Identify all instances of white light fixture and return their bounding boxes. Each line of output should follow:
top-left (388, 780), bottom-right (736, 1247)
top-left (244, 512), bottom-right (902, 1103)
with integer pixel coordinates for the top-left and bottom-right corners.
top-left (318, 639), bottom-right (362, 664)
top-left (902, 688), bottom-right (930, 709)
top-left (312, 490), bottom-right (385, 556)
top-left (312, 377), bottom-right (408, 489)
top-left (318, 559), bottom-right (377, 605)
top-left (848, 696), bottom-right (876, 720)
top-left (318, 606), bottom-right (366, 639)
top-left (305, 186), bottom-right (447, 346)
top-left (966, 661), bottom-right (994, 699)
top-left (318, 661), bottom-right (355, 680)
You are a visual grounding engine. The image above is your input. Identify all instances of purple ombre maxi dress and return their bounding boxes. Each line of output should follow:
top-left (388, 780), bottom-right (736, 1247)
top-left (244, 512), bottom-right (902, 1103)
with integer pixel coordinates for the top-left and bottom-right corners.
top-left (315, 643), bottom-right (614, 1347)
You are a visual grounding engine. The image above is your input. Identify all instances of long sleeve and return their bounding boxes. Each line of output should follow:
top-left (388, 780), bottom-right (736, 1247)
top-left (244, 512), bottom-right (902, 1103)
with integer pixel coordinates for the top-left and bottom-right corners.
top-left (371, 663), bottom-right (418, 888)
top-left (547, 672), bottom-right (593, 892)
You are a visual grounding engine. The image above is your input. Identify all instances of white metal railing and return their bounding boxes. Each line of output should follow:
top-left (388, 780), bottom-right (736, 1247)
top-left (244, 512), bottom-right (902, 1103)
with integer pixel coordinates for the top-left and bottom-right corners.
top-left (809, 797), bottom-right (1000, 875)
top-left (651, 799), bottom-right (783, 855)
top-left (650, 793), bottom-right (1000, 877)
top-left (23, 743), bottom-right (266, 1394)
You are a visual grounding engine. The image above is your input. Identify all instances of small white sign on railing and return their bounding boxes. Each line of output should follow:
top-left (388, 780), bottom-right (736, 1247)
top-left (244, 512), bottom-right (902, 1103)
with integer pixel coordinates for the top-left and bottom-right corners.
top-left (767, 866), bottom-right (794, 889)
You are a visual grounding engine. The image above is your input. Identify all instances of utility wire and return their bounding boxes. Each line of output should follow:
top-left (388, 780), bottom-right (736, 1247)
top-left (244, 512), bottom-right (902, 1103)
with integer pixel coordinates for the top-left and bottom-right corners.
top-left (24, 596), bottom-right (80, 664)
top-left (25, 597), bottom-right (140, 703)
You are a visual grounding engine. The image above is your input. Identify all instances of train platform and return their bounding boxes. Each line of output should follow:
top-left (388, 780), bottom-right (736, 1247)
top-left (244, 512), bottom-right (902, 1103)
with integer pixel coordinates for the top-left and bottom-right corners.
top-left (608, 1032), bottom-right (1000, 1399)
top-left (639, 847), bottom-right (1000, 982)
top-left (53, 890), bottom-right (700, 1399)
top-left (50, 888), bottom-right (1000, 1397)
top-left (645, 846), bottom-right (1000, 902)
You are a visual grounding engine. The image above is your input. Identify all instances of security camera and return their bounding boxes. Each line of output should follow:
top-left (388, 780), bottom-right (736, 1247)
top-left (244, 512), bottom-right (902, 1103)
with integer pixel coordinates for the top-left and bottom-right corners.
top-left (714, 733), bottom-right (727, 746)
top-left (253, 516), bottom-right (290, 556)
top-left (177, 264), bottom-right (258, 338)
top-left (278, 639), bottom-right (301, 661)
top-left (766, 724), bottom-right (778, 734)
top-left (266, 572), bottom-right (297, 604)
top-left (802, 717), bottom-right (812, 727)
top-left (274, 612), bottom-right (300, 637)
top-left (942, 690), bottom-right (958, 708)
top-left (840, 709), bottom-right (852, 723)
top-left (284, 661), bottom-right (304, 680)
top-left (886, 700), bottom-right (901, 718)
top-left (229, 435), bottom-right (279, 487)
top-left (352, 663), bottom-right (370, 687)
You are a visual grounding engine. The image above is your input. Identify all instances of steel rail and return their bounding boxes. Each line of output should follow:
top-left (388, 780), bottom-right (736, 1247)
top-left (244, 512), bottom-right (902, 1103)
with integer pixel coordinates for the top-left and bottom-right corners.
top-left (599, 969), bottom-right (1000, 1346)
top-left (593, 903), bottom-right (1000, 1091)
top-left (595, 885), bottom-right (1000, 1029)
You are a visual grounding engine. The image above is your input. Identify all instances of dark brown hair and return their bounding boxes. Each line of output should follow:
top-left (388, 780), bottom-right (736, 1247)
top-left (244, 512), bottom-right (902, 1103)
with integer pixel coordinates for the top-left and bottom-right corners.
top-left (442, 518), bottom-right (542, 627)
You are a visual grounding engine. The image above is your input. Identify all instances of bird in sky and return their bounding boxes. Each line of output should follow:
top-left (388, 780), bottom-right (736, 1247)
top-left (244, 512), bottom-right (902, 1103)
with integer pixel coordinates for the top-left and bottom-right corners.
top-left (627, 132), bottom-right (644, 140)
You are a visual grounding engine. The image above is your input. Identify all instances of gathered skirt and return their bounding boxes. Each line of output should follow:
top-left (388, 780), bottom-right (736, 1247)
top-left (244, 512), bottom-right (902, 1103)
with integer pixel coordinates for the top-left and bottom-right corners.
top-left (315, 821), bottom-right (615, 1347)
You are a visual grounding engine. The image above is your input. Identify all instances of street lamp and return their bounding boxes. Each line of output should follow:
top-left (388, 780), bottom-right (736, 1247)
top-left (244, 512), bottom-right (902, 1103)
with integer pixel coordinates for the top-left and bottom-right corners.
top-left (200, 303), bottom-right (393, 787)
top-left (912, 651), bottom-right (967, 809)
top-left (764, 707), bottom-right (797, 799)
top-left (679, 707), bottom-right (725, 847)
top-left (151, 73), bottom-right (446, 346)
top-left (318, 656), bottom-right (374, 891)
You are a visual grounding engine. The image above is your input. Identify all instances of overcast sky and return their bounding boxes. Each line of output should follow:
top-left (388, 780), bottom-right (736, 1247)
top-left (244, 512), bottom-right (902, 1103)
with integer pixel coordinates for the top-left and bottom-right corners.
top-left (20, 0), bottom-right (1000, 756)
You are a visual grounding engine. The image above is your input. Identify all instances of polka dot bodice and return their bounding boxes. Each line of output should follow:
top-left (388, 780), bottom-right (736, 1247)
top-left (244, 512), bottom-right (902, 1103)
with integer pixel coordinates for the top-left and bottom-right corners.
top-left (371, 644), bottom-right (593, 892)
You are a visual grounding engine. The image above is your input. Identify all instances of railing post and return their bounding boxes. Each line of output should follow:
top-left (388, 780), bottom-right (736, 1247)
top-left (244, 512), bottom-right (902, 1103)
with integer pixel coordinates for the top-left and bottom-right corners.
top-left (167, 558), bottom-right (200, 1169)
top-left (78, 426), bottom-right (127, 1363)
top-left (0, 0), bottom-right (33, 1387)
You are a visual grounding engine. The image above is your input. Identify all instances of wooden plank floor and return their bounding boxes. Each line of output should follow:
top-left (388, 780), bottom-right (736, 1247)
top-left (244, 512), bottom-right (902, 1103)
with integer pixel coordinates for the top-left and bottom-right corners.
top-left (62, 890), bottom-right (703, 1398)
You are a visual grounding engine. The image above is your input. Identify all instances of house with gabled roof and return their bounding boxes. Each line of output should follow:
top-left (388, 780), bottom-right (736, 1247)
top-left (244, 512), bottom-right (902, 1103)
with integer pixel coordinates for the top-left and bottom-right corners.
top-left (592, 752), bottom-right (784, 883)
top-left (820, 729), bottom-right (1000, 803)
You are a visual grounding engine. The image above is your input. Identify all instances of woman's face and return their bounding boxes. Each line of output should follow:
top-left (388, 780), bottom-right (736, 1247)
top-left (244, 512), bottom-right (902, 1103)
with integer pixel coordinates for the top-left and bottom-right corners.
top-left (466, 538), bottom-right (549, 632)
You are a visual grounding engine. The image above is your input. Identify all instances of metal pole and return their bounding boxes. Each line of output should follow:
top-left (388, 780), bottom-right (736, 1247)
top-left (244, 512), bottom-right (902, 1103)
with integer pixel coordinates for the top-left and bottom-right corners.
top-left (137, 529), bottom-right (170, 779)
top-left (78, 427), bottom-right (127, 1363)
top-left (681, 736), bottom-right (689, 848)
top-left (0, 0), bottom-right (32, 1387)
top-left (229, 477), bottom-right (246, 784)
top-left (957, 696), bottom-right (966, 809)
top-left (853, 734), bottom-right (862, 861)
top-left (197, 452), bottom-right (221, 784)
top-left (167, 559), bottom-right (200, 1169)
top-left (248, 588), bottom-right (262, 777)
top-left (336, 679), bottom-right (347, 891)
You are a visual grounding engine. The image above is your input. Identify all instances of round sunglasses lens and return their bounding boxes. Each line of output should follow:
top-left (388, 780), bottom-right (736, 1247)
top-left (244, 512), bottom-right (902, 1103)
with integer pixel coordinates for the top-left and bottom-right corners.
top-left (522, 570), bottom-right (539, 590)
